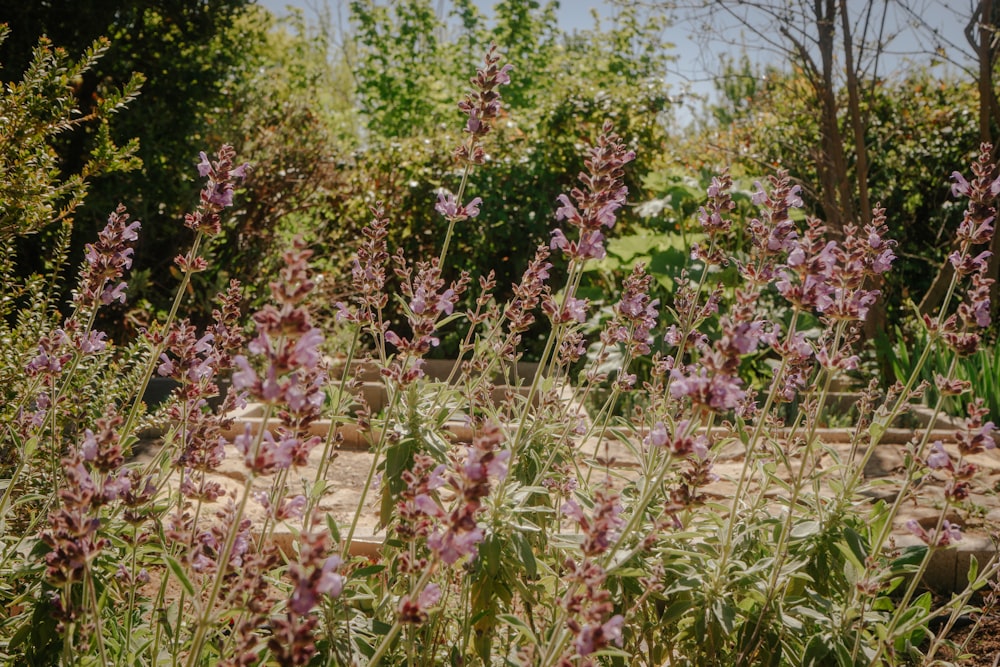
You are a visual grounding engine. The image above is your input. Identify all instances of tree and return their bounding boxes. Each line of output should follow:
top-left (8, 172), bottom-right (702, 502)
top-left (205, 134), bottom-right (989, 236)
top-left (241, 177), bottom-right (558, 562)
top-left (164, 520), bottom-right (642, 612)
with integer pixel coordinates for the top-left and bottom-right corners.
top-left (0, 27), bottom-right (140, 241)
top-left (329, 0), bottom-right (674, 356)
top-left (901, 0), bottom-right (1000, 320)
top-left (678, 1), bottom-right (922, 237)
top-left (0, 0), bottom-right (259, 326)
top-left (679, 55), bottom-right (980, 337)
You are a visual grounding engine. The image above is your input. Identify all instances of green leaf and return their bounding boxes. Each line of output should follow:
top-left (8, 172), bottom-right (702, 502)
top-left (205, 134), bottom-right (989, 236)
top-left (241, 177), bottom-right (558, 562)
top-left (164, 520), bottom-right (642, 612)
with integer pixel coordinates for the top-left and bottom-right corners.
top-left (967, 554), bottom-right (979, 584)
top-left (163, 555), bottom-right (195, 597)
top-left (515, 533), bottom-right (537, 579)
top-left (868, 420), bottom-right (887, 443)
top-left (661, 599), bottom-right (696, 624)
top-left (843, 527), bottom-right (868, 568)
top-left (325, 512), bottom-right (341, 544)
top-left (352, 564), bottom-right (386, 578)
top-left (498, 614), bottom-right (538, 646)
top-left (802, 635), bottom-right (831, 667)
top-left (790, 520), bottom-right (820, 539)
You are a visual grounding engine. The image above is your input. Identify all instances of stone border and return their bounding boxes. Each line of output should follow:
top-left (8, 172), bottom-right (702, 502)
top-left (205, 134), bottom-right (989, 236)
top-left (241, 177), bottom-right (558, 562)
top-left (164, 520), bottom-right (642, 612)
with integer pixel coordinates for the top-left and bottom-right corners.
top-left (897, 534), bottom-right (999, 595)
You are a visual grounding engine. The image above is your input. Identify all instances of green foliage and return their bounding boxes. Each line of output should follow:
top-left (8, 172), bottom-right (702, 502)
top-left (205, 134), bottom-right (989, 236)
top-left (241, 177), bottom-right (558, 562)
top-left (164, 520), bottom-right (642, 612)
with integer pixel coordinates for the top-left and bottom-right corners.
top-left (0, 26), bottom-right (144, 472)
top-left (878, 320), bottom-right (1000, 422)
top-left (0, 26), bottom-right (140, 239)
top-left (2, 6), bottom-right (998, 667)
top-left (1, 0), bottom-right (259, 329)
top-left (172, 6), bottom-right (357, 314)
top-left (688, 61), bottom-right (982, 335)
top-left (331, 0), bottom-right (673, 357)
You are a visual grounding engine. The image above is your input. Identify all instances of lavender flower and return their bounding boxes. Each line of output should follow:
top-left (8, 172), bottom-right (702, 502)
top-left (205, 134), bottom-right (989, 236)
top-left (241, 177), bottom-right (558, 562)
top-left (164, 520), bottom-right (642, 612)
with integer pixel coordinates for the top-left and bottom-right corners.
top-left (559, 559), bottom-right (625, 665)
top-left (384, 258), bottom-right (468, 373)
top-left (398, 584), bottom-right (442, 624)
top-left (435, 190), bottom-right (482, 221)
top-left (669, 364), bottom-right (745, 412)
top-left (906, 519), bottom-right (963, 547)
top-left (611, 264), bottom-right (660, 356)
top-left (74, 204), bottom-right (140, 309)
top-left (564, 486), bottom-right (624, 557)
top-left (503, 245), bottom-right (553, 340)
top-left (643, 420), bottom-right (709, 458)
top-left (269, 532), bottom-right (342, 666)
top-left (746, 173), bottom-right (800, 266)
top-left (955, 399), bottom-right (996, 456)
top-left (549, 121), bottom-right (636, 263)
top-left (925, 441), bottom-right (952, 471)
top-left (454, 44), bottom-right (512, 164)
top-left (692, 169), bottom-right (736, 265)
top-left (421, 422), bottom-right (507, 565)
top-left (185, 145), bottom-right (250, 237)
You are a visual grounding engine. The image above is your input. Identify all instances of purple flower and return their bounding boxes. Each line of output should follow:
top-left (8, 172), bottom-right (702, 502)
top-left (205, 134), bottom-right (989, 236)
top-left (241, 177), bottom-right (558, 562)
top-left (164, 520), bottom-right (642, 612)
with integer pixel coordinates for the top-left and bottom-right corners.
top-left (726, 320), bottom-right (764, 355)
top-left (79, 331), bottom-right (107, 354)
top-left (669, 367), bottom-right (744, 412)
top-left (100, 282), bottom-right (127, 305)
top-left (564, 297), bottom-right (588, 323)
top-left (549, 122), bottom-right (635, 262)
top-left (550, 228), bottom-right (569, 251)
top-left (907, 519), bottom-right (963, 546)
top-left (315, 556), bottom-right (344, 597)
top-left (495, 63), bottom-right (513, 85)
top-left (939, 520), bottom-right (963, 546)
top-left (398, 583), bottom-right (442, 624)
top-left (575, 615), bottom-right (625, 656)
top-left (644, 421), bottom-right (669, 449)
top-left (80, 429), bottom-right (98, 462)
top-left (926, 441), bottom-right (952, 470)
top-left (453, 45), bottom-right (512, 162)
top-left (435, 191), bottom-right (482, 220)
top-left (197, 151), bottom-right (212, 177)
top-left (555, 193), bottom-right (580, 223)
top-left (184, 145), bottom-right (249, 236)
top-left (288, 544), bottom-right (344, 615)
top-left (231, 355), bottom-right (258, 391)
top-left (428, 524), bottom-right (484, 565)
top-left (233, 427), bottom-right (295, 474)
top-left (276, 494), bottom-right (307, 520)
top-left (578, 229), bottom-right (607, 259)
top-left (102, 471), bottom-right (132, 502)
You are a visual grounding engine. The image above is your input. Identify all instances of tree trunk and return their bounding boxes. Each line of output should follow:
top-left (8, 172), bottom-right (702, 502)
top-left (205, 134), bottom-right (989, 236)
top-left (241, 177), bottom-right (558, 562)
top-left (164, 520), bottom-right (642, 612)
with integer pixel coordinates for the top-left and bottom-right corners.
top-left (922, 0), bottom-right (999, 319)
top-left (839, 0), bottom-right (871, 227)
top-left (814, 0), bottom-right (852, 237)
top-left (978, 0), bottom-right (1000, 320)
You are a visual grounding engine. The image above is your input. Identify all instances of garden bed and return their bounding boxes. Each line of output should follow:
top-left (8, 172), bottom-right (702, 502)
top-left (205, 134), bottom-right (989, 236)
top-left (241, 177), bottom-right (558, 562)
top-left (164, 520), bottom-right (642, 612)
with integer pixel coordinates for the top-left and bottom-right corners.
top-left (140, 399), bottom-right (1000, 592)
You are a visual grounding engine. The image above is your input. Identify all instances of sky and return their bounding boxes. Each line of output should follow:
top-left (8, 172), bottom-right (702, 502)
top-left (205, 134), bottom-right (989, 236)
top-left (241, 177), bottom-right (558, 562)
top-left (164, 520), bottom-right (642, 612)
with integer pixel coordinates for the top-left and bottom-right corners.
top-left (254, 0), bottom-right (974, 124)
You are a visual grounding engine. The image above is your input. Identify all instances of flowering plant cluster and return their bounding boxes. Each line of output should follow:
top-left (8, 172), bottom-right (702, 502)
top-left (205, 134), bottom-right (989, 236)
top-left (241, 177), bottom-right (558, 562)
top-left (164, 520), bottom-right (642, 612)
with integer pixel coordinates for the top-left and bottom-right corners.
top-left (0, 42), bottom-right (998, 667)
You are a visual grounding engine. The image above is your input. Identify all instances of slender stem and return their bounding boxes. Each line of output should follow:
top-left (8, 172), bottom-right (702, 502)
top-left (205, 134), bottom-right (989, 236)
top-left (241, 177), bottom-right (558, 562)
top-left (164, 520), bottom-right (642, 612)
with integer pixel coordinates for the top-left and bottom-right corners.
top-left (183, 472), bottom-right (255, 667)
top-left (0, 437), bottom-right (27, 528)
top-left (122, 232), bottom-right (205, 440)
top-left (341, 385), bottom-right (402, 560)
top-left (923, 553), bottom-right (1000, 662)
top-left (438, 155), bottom-right (475, 267)
top-left (61, 581), bottom-right (75, 665)
top-left (368, 566), bottom-right (436, 667)
top-left (304, 329), bottom-right (362, 530)
top-left (736, 322), bottom-right (846, 662)
top-left (121, 522), bottom-right (140, 664)
top-left (495, 258), bottom-right (587, 505)
top-left (717, 309), bottom-right (801, 570)
top-left (867, 512), bottom-right (952, 667)
top-left (184, 398), bottom-right (268, 667)
top-left (539, 445), bottom-right (676, 667)
top-left (84, 566), bottom-right (110, 667)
